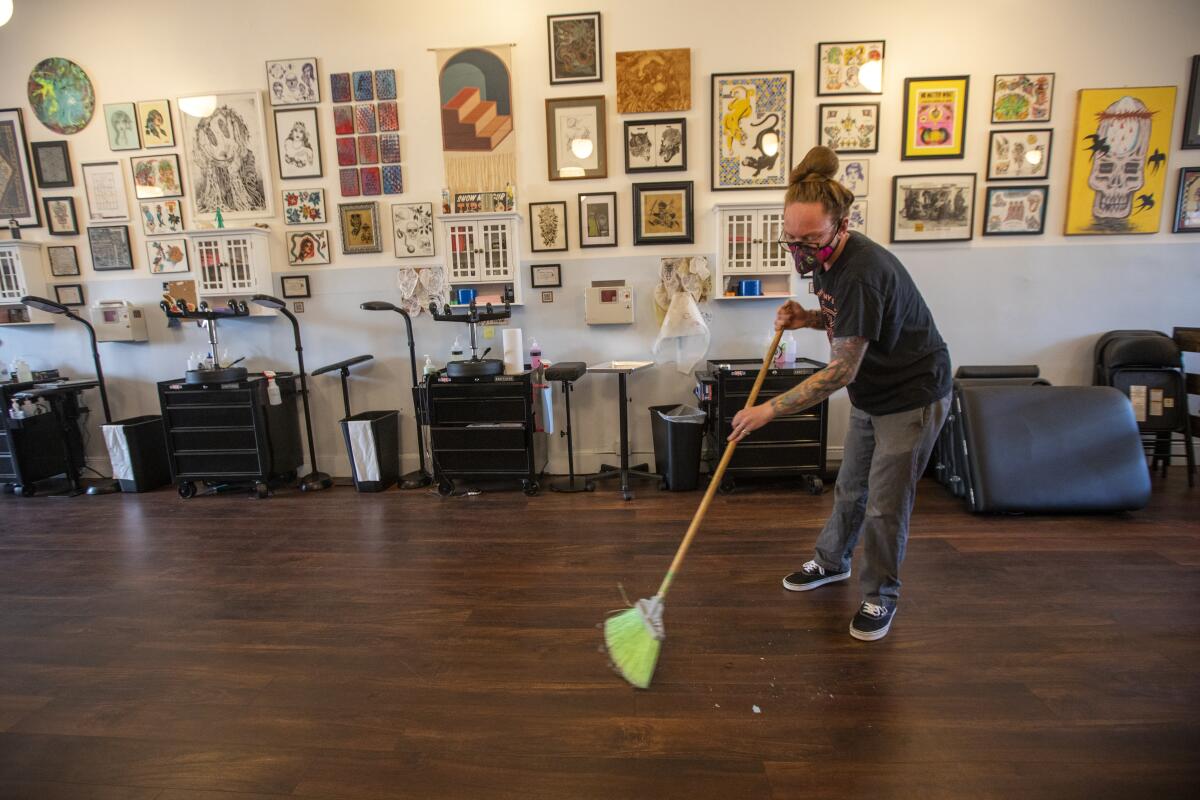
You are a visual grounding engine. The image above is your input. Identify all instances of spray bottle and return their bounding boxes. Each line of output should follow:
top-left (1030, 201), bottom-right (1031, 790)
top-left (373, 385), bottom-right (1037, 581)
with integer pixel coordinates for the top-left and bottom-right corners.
top-left (263, 370), bottom-right (282, 406)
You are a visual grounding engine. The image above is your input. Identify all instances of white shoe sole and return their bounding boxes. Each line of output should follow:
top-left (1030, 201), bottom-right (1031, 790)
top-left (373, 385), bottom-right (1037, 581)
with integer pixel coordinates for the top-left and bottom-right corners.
top-left (781, 569), bottom-right (851, 592)
top-left (849, 609), bottom-right (896, 641)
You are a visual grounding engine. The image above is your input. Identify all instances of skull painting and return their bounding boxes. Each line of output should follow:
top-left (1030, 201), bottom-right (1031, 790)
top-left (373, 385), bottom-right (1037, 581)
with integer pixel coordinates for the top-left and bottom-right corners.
top-left (1087, 96), bottom-right (1152, 221)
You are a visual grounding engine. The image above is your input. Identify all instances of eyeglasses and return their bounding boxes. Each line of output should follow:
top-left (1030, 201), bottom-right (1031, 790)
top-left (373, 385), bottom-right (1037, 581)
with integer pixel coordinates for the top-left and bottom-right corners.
top-left (777, 227), bottom-right (836, 257)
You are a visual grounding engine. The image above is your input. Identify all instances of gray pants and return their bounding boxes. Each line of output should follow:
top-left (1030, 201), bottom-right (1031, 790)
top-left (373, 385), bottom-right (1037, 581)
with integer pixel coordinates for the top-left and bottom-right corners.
top-left (813, 394), bottom-right (950, 606)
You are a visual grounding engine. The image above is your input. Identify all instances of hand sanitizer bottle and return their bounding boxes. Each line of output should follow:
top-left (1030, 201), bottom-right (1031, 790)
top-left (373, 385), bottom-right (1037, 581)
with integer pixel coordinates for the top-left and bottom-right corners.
top-left (423, 355), bottom-right (436, 377)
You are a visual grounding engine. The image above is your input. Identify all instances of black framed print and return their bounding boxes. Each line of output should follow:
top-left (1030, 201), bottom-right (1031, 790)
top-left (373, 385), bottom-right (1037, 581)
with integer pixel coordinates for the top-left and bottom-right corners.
top-left (47, 245), bottom-right (80, 277)
top-left (274, 107), bottom-right (322, 179)
top-left (1174, 166), bottom-right (1200, 232)
top-left (986, 129), bottom-right (1052, 181)
top-left (1184, 55), bottom-right (1200, 149)
top-left (982, 185), bottom-right (1048, 236)
top-left (547, 12), bottom-right (602, 85)
top-left (87, 224), bottom-right (134, 270)
top-left (529, 200), bottom-right (568, 252)
top-left (530, 263), bottom-right (562, 289)
top-left (43, 196), bottom-right (79, 235)
top-left (31, 140), bottom-right (73, 188)
top-left (817, 102), bottom-right (880, 153)
top-left (633, 180), bottom-right (694, 245)
top-left (54, 283), bottom-right (84, 307)
top-left (624, 118), bottom-right (686, 173)
top-left (578, 191), bottom-right (617, 247)
top-left (890, 173), bottom-right (976, 243)
top-left (0, 108), bottom-right (40, 227)
top-left (281, 274), bottom-right (311, 298)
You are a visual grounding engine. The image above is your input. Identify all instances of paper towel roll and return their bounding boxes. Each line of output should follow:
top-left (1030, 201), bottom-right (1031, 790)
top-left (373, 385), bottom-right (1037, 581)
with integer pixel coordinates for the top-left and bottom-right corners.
top-left (502, 328), bottom-right (524, 374)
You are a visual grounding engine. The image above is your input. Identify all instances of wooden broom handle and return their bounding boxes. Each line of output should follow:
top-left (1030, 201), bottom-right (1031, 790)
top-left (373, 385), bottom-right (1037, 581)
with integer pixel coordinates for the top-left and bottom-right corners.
top-left (656, 328), bottom-right (784, 598)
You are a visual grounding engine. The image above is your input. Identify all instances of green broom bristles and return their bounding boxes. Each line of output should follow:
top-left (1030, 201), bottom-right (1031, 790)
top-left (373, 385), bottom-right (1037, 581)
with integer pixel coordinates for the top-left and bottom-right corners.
top-left (604, 596), bottom-right (664, 689)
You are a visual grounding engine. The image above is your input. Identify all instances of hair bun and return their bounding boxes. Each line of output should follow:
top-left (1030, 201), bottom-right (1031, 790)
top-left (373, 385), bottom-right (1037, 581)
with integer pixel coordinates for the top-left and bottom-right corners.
top-left (789, 145), bottom-right (840, 185)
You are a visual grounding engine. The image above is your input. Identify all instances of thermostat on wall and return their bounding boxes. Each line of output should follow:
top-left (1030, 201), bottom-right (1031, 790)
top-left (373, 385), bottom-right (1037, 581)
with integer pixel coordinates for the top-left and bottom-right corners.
top-left (585, 280), bottom-right (634, 325)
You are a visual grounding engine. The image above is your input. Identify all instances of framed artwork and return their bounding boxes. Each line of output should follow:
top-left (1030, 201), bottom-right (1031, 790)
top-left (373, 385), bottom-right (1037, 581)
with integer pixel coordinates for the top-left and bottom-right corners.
top-left (579, 191), bottom-right (617, 248)
top-left (835, 158), bottom-right (869, 196)
top-left (43, 196), bottom-right (78, 235)
top-left (338, 201), bottom-right (381, 254)
top-left (136, 100), bottom-right (175, 147)
top-left (541, 290), bottom-right (554, 303)
top-left (282, 188), bottom-right (326, 225)
top-left (375, 70), bottom-right (397, 101)
top-left (711, 71), bottom-right (795, 191)
top-left (139, 198), bottom-right (184, 235)
top-left (817, 41), bottom-right (885, 95)
top-left (624, 118), bottom-right (686, 173)
top-left (983, 185), bottom-right (1049, 236)
top-left (27, 58), bottom-right (96, 135)
top-left (131, 154), bottom-right (183, 199)
top-left (339, 167), bottom-right (360, 196)
top-left (360, 165), bottom-right (381, 195)
top-left (378, 103), bottom-right (399, 133)
top-left (355, 105), bottom-right (376, 135)
top-left (455, 193), bottom-right (483, 214)
top-left (179, 91), bottom-right (273, 221)
top-left (529, 201), bottom-right (568, 252)
top-left (146, 237), bottom-right (190, 273)
top-left (1183, 56), bottom-right (1200, 149)
top-left (546, 96), bottom-right (607, 180)
top-left (274, 107), bottom-right (322, 179)
top-left (848, 200), bottom-right (867, 233)
top-left (266, 58), bottom-right (320, 106)
top-left (287, 230), bottom-right (331, 265)
top-left (615, 49), bottom-right (691, 113)
top-left (358, 135), bottom-right (379, 164)
top-left (818, 103), bottom-right (879, 153)
top-left (330, 73), bottom-right (351, 103)
top-left (336, 137), bottom-right (357, 166)
top-left (392, 202), bottom-right (435, 257)
top-left (890, 173), bottom-right (976, 243)
top-left (0, 108), bottom-right (40, 227)
top-left (47, 245), bottom-right (80, 277)
top-left (548, 12), bottom-right (602, 85)
top-left (991, 74), bottom-right (1054, 124)
top-left (987, 129), bottom-right (1052, 181)
top-left (80, 161), bottom-right (129, 222)
top-left (633, 181), bottom-right (694, 245)
top-left (103, 103), bottom-right (141, 151)
top-left (1065, 86), bottom-right (1176, 235)
top-left (31, 141), bottom-right (73, 188)
top-left (1174, 167), bottom-right (1200, 232)
top-left (282, 274), bottom-right (311, 298)
top-left (54, 283), bottom-right (84, 307)
top-left (901, 76), bottom-right (970, 160)
top-left (87, 225), bottom-right (135, 270)
top-left (353, 71), bottom-right (374, 102)
top-left (530, 263), bottom-right (562, 289)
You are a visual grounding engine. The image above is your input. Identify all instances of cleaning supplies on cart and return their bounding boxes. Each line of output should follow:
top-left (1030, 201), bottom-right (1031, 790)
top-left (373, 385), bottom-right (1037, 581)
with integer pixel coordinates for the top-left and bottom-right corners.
top-left (450, 337), bottom-right (463, 362)
top-left (10, 358), bottom-right (33, 383)
top-left (264, 371), bottom-right (282, 406)
top-left (423, 355), bottom-right (436, 377)
top-left (775, 330), bottom-right (796, 368)
top-left (529, 338), bottom-right (542, 370)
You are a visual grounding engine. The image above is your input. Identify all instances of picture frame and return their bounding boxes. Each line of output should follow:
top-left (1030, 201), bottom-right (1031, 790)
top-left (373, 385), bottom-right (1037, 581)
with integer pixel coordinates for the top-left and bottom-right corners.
top-left (43, 196), bottom-right (78, 236)
top-left (1173, 166), bottom-right (1200, 232)
top-left (47, 245), bottom-right (80, 277)
top-left (547, 12), bottom-right (602, 85)
top-left (890, 173), bottom-right (976, 243)
top-left (818, 103), bottom-right (880, 153)
top-left (530, 263), bottom-right (562, 289)
top-left (454, 193), bottom-right (483, 214)
top-left (983, 185), bottom-right (1049, 236)
top-left (901, 76), bottom-right (970, 160)
top-left (624, 118), bottom-right (686, 173)
top-left (179, 90), bottom-right (274, 221)
top-left (991, 73), bottom-right (1055, 124)
top-left (835, 158), bottom-right (869, 196)
top-left (0, 108), bottom-right (40, 227)
top-left (338, 201), bottom-right (381, 254)
top-left (817, 41), bottom-right (885, 96)
top-left (545, 96), bottom-right (608, 180)
top-left (281, 274), bottom-right (311, 298)
top-left (1183, 56), bottom-right (1200, 149)
top-left (131, 153), bottom-right (184, 199)
top-left (391, 202), bottom-right (435, 258)
top-left (616, 48), bottom-right (691, 113)
top-left (711, 71), bottom-right (795, 191)
top-left (987, 129), bottom-right (1052, 181)
top-left (136, 99), bottom-right (175, 148)
top-left (578, 191), bottom-right (617, 248)
top-left (265, 58), bottom-right (320, 106)
top-left (528, 201), bottom-right (568, 252)
top-left (31, 140), bottom-right (73, 188)
top-left (274, 107), bottom-right (323, 180)
top-left (54, 283), bottom-right (84, 307)
top-left (146, 237), bottom-right (190, 273)
top-left (633, 181), bottom-right (694, 245)
top-left (541, 290), bottom-right (554, 303)
top-left (139, 198), bottom-right (184, 236)
top-left (281, 188), bottom-right (326, 225)
top-left (80, 161), bottom-right (129, 222)
top-left (87, 224), bottom-right (135, 270)
top-left (103, 102), bottom-right (141, 151)
top-left (848, 199), bottom-right (868, 233)
top-left (287, 230), bottom-right (332, 265)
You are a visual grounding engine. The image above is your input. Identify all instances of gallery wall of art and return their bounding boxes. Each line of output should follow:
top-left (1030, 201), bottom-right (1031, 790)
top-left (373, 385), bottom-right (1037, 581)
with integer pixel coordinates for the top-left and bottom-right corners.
top-left (0, 0), bottom-right (1198, 476)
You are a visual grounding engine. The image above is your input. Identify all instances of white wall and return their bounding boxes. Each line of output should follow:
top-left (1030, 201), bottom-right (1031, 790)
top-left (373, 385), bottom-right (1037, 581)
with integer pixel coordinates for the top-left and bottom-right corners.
top-left (1, 0), bottom-right (1198, 477)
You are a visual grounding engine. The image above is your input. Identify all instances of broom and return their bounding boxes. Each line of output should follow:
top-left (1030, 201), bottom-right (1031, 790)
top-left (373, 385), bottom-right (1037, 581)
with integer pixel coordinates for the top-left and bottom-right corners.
top-left (604, 328), bottom-right (784, 688)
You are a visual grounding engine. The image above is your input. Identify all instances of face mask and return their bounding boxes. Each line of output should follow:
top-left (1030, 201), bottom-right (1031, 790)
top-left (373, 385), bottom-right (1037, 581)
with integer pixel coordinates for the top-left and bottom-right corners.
top-left (790, 222), bottom-right (844, 274)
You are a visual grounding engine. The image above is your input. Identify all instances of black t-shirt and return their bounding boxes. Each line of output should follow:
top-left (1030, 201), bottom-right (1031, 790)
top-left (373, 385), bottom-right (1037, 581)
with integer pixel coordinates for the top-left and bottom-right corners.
top-left (810, 231), bottom-right (951, 415)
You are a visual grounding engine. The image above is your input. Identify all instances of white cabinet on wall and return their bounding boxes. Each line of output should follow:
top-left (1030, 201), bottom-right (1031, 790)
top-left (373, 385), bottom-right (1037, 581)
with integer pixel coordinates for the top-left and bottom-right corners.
top-left (438, 211), bottom-right (522, 306)
top-left (186, 228), bottom-right (274, 313)
top-left (0, 242), bottom-right (54, 325)
top-left (713, 204), bottom-right (794, 300)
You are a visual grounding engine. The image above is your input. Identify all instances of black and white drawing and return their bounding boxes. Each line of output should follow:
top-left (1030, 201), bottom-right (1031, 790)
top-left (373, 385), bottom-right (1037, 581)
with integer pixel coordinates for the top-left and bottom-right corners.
top-left (391, 202), bottom-right (435, 258)
top-left (987, 129), bottom-right (1052, 181)
top-left (273, 107), bottom-right (322, 180)
top-left (179, 91), bottom-right (273, 221)
top-left (266, 58), bottom-right (320, 106)
top-left (891, 173), bottom-right (976, 243)
top-left (529, 201), bottom-right (568, 252)
top-left (835, 158), bottom-right (869, 197)
top-left (624, 118), bottom-right (686, 173)
top-left (87, 225), bottom-right (134, 270)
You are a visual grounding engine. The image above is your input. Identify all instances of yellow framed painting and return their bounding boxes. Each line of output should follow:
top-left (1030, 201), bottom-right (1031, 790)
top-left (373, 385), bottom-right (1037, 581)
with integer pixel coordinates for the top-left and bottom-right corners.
top-left (902, 76), bottom-right (969, 160)
top-left (1064, 86), bottom-right (1176, 235)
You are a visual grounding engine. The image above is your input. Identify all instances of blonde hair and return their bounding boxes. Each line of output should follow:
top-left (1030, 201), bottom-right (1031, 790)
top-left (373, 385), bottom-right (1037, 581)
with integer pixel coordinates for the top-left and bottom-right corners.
top-left (784, 145), bottom-right (855, 221)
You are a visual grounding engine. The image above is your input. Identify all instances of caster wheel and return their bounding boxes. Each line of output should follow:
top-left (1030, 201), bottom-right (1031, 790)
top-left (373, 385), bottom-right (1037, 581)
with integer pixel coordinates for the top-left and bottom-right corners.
top-left (177, 482), bottom-right (196, 499)
top-left (718, 479), bottom-right (736, 495)
top-left (585, 481), bottom-right (596, 492)
top-left (807, 476), bottom-right (825, 495)
top-left (254, 482), bottom-right (270, 499)
top-left (523, 480), bottom-right (540, 497)
top-left (15, 484), bottom-right (33, 497)
top-left (437, 481), bottom-right (454, 496)
top-left (622, 491), bottom-right (633, 501)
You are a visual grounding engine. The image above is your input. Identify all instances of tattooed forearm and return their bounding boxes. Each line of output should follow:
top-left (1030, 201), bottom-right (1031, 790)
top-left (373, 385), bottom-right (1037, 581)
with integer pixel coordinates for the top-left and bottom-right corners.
top-left (769, 336), bottom-right (867, 416)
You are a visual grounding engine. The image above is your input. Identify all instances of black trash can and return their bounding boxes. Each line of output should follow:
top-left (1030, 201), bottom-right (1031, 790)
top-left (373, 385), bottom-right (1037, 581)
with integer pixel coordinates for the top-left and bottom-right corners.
top-left (101, 415), bottom-right (172, 493)
top-left (340, 410), bottom-right (400, 492)
top-left (650, 404), bottom-right (706, 491)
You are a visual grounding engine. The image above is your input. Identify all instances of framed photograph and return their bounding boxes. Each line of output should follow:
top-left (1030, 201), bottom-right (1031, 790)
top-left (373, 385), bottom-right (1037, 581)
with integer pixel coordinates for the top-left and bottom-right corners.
top-left (81, 161), bottom-right (129, 222)
top-left (548, 12), bottom-right (602, 85)
top-left (817, 41), bottom-right (885, 96)
top-left (983, 185), bottom-right (1049, 236)
top-left (266, 58), bottom-right (320, 106)
top-left (528, 201), bottom-right (568, 252)
top-left (392, 202), bottom-right (435, 258)
top-left (282, 188), bottom-right (326, 225)
top-left (835, 158), bottom-right (869, 196)
top-left (103, 102), bottom-right (141, 151)
top-left (338, 201), bottom-right (381, 254)
top-left (531, 263), bottom-right (562, 289)
top-left (891, 174), bottom-right (976, 243)
top-left (0, 108), bottom-right (40, 227)
top-left (179, 90), bottom-right (274, 221)
top-left (43, 196), bottom-right (78, 235)
top-left (54, 283), bottom-right (84, 307)
top-left (136, 100), bottom-right (175, 147)
top-left (87, 224), bottom-right (135, 270)
top-left (987, 129), bottom-right (1052, 181)
top-left (47, 245), bottom-right (80, 277)
top-left (848, 199), bottom-right (868, 233)
top-left (454, 192), bottom-right (483, 214)
top-left (616, 48), bottom-right (691, 113)
top-left (991, 74), bottom-right (1054, 124)
top-left (274, 107), bottom-right (322, 180)
top-left (711, 71), bottom-right (795, 190)
top-left (287, 230), bottom-right (331, 265)
top-left (546, 96), bottom-right (607, 180)
top-left (818, 103), bottom-right (879, 153)
top-left (146, 237), bottom-right (190, 273)
top-left (633, 181), bottom-right (694, 245)
top-left (31, 141), bottom-right (73, 188)
top-left (578, 191), bottom-right (617, 247)
top-left (1183, 56), bottom-right (1200, 149)
top-left (901, 76), bottom-right (970, 160)
top-left (624, 118), bottom-right (686, 173)
top-left (139, 199), bottom-right (184, 235)
top-left (1173, 167), bottom-right (1200, 232)
top-left (131, 154), bottom-right (183, 200)
top-left (281, 274), bottom-right (311, 298)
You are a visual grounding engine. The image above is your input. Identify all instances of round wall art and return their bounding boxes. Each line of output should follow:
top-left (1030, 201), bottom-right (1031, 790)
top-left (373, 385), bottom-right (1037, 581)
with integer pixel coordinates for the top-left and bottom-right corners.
top-left (27, 57), bottom-right (96, 134)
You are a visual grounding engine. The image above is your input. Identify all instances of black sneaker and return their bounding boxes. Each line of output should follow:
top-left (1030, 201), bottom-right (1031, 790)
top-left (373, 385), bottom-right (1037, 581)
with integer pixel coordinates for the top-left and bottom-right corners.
top-left (782, 560), bottom-right (851, 592)
top-left (849, 601), bottom-right (896, 641)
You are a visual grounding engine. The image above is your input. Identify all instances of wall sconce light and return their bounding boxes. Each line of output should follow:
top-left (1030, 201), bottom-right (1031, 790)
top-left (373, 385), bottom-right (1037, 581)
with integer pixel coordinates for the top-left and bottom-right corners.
top-left (858, 60), bottom-right (883, 94)
top-left (570, 137), bottom-right (594, 160)
top-left (179, 94), bottom-right (218, 118)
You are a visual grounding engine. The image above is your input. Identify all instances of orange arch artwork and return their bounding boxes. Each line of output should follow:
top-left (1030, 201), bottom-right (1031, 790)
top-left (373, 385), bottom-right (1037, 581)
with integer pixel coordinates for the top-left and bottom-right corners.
top-left (435, 45), bottom-right (517, 196)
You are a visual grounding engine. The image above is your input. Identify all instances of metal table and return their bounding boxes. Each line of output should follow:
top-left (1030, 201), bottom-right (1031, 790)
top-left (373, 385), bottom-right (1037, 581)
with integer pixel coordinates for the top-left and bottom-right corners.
top-left (587, 360), bottom-right (660, 501)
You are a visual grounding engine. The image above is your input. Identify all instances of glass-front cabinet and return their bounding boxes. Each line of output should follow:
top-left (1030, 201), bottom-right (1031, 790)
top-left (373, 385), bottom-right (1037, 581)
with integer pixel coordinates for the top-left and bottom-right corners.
top-left (185, 229), bottom-right (273, 312)
top-left (0, 242), bottom-right (53, 325)
top-left (438, 211), bottom-right (521, 306)
top-left (713, 204), bottom-right (794, 300)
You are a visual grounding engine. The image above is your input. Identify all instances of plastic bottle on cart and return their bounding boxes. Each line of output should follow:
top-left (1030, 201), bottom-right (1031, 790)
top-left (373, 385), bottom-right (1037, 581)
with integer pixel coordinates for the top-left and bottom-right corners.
top-left (264, 370), bottom-right (282, 406)
top-left (14, 358), bottom-right (32, 383)
top-left (529, 339), bottom-right (542, 370)
top-left (19, 399), bottom-right (35, 417)
top-left (423, 355), bottom-right (436, 377)
top-left (450, 337), bottom-right (463, 361)
top-left (9, 400), bottom-right (23, 419)
top-left (776, 330), bottom-right (796, 368)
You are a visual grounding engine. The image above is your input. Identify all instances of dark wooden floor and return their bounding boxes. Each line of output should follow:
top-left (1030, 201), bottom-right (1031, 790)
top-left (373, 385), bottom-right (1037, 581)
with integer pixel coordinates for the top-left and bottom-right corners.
top-left (0, 470), bottom-right (1197, 799)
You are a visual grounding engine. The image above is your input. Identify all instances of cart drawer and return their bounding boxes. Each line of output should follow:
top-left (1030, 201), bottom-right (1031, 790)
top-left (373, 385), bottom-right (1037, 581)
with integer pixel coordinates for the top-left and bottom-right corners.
top-left (722, 415), bottom-right (822, 443)
top-left (171, 428), bottom-right (258, 452)
top-left (430, 381), bottom-right (528, 399)
top-left (0, 429), bottom-right (9, 455)
top-left (728, 442), bottom-right (823, 470)
top-left (173, 451), bottom-right (262, 476)
top-left (162, 389), bottom-right (253, 407)
top-left (166, 406), bottom-right (255, 429)
top-left (431, 426), bottom-right (526, 451)
top-left (431, 398), bottom-right (526, 424)
top-left (436, 449), bottom-right (530, 472)
top-left (0, 454), bottom-right (14, 479)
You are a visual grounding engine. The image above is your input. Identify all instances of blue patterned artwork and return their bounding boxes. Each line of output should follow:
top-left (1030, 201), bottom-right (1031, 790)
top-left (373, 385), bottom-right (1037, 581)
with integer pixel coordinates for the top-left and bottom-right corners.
top-left (375, 69), bottom-right (397, 100)
top-left (711, 71), bottom-right (794, 191)
top-left (381, 165), bottom-right (403, 194)
top-left (353, 71), bottom-right (374, 102)
top-left (27, 57), bottom-right (96, 135)
top-left (330, 73), bottom-right (351, 103)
